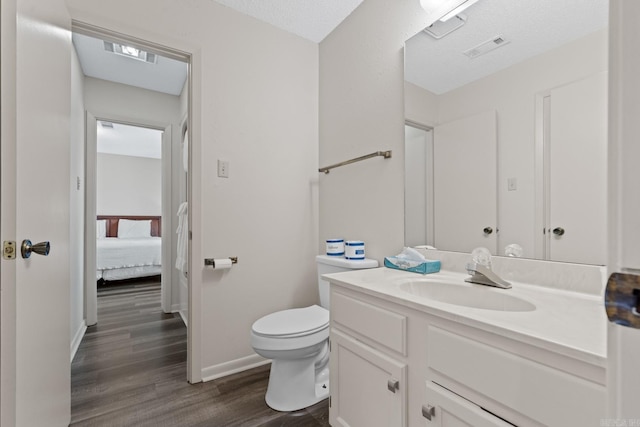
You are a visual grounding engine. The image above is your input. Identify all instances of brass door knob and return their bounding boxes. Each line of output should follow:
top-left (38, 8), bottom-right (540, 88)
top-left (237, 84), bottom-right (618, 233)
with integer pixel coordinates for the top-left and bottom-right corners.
top-left (21, 240), bottom-right (50, 258)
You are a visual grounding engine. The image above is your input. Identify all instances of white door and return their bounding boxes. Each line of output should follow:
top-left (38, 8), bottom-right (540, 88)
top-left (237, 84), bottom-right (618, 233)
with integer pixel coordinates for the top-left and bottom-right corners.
top-left (547, 72), bottom-right (607, 265)
top-left (608, 0), bottom-right (640, 419)
top-left (433, 110), bottom-right (498, 254)
top-left (0, 0), bottom-right (72, 425)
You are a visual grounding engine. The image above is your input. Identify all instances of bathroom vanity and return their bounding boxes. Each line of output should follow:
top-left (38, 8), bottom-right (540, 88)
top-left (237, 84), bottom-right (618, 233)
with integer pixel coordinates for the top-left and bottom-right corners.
top-left (324, 260), bottom-right (607, 427)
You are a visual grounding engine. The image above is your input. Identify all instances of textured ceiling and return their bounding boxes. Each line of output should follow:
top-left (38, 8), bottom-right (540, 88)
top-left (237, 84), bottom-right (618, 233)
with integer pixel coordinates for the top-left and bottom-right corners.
top-left (405, 0), bottom-right (609, 94)
top-left (211, 0), bottom-right (365, 43)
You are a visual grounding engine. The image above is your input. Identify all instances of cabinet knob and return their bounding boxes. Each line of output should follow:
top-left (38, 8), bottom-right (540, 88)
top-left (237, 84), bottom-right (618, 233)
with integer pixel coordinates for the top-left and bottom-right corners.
top-left (422, 404), bottom-right (435, 420)
top-left (552, 227), bottom-right (565, 236)
top-left (387, 378), bottom-right (399, 393)
top-left (483, 227), bottom-right (493, 235)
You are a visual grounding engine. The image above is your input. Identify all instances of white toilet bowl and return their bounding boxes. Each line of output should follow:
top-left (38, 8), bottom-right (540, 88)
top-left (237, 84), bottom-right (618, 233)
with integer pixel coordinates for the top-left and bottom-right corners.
top-left (250, 255), bottom-right (378, 411)
top-left (250, 305), bottom-right (330, 412)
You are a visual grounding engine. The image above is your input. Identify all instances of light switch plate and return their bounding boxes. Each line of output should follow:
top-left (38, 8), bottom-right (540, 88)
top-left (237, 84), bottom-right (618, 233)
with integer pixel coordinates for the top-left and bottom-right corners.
top-left (218, 160), bottom-right (229, 178)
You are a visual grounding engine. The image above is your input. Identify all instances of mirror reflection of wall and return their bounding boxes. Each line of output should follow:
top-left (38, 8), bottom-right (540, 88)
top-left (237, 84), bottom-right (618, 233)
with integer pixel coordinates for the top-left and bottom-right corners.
top-left (404, 0), bottom-right (608, 265)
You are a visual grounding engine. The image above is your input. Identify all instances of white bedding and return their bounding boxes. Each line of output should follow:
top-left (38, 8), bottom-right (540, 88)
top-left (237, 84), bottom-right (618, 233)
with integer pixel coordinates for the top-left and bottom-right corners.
top-left (97, 237), bottom-right (162, 279)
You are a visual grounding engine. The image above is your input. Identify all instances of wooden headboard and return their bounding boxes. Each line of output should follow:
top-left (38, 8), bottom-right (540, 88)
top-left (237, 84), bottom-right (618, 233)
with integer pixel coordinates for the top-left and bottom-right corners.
top-left (97, 215), bottom-right (162, 237)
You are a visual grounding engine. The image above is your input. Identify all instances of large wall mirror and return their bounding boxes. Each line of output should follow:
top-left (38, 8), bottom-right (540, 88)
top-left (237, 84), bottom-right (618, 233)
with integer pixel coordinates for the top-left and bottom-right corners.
top-left (404, 0), bottom-right (608, 265)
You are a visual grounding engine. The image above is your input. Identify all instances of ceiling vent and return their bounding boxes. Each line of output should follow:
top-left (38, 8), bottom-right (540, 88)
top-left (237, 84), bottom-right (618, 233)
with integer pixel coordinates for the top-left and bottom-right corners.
top-left (103, 41), bottom-right (157, 64)
top-left (463, 35), bottom-right (510, 59)
top-left (423, 14), bottom-right (467, 39)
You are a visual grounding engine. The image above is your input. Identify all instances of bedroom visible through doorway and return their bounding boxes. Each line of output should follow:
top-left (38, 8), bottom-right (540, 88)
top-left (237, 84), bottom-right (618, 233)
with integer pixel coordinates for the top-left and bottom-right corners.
top-left (95, 122), bottom-right (163, 286)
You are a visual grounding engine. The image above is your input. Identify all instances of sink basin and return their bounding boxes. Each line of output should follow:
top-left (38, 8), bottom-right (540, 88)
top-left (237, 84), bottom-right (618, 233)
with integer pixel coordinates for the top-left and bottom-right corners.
top-left (397, 280), bottom-right (536, 312)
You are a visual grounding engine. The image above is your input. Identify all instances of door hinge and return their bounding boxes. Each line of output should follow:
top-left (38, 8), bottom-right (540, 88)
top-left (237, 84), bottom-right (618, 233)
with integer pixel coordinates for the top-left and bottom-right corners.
top-left (3, 241), bottom-right (16, 260)
top-left (329, 396), bottom-right (331, 407)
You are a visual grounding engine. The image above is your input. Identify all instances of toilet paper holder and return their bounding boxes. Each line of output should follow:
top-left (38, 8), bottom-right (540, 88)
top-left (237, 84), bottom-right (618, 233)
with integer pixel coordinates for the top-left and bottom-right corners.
top-left (204, 257), bottom-right (238, 267)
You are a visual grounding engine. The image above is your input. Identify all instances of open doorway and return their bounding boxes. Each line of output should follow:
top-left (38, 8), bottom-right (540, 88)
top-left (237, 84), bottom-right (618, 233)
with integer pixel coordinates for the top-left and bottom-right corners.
top-left (95, 121), bottom-right (164, 289)
top-left (69, 24), bottom-right (191, 388)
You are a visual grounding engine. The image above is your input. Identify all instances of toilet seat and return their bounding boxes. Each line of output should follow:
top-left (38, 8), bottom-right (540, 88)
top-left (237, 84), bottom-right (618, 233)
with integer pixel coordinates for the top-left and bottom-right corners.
top-left (252, 305), bottom-right (329, 338)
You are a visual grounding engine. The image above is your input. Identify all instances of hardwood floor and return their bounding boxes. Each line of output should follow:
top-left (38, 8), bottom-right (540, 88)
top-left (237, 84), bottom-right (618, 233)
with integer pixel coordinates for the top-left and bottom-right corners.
top-left (71, 278), bottom-right (330, 426)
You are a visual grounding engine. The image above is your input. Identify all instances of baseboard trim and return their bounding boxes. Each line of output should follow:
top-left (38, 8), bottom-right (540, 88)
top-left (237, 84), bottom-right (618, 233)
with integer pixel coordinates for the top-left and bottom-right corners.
top-left (201, 354), bottom-right (270, 382)
top-left (71, 320), bottom-right (87, 362)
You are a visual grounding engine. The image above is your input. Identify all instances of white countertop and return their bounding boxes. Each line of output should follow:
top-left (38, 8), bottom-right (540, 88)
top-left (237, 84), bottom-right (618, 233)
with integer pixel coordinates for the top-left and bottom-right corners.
top-left (323, 267), bottom-right (607, 367)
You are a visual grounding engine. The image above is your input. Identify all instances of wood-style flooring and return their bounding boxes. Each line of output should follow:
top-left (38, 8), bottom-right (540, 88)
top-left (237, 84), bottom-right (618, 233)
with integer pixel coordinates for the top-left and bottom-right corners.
top-left (71, 278), bottom-right (330, 427)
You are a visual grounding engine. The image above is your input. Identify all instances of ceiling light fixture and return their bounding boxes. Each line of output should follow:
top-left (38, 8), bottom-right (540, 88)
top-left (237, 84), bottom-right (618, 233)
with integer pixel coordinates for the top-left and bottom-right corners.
top-left (103, 41), bottom-right (158, 64)
top-left (420, 0), bottom-right (481, 22)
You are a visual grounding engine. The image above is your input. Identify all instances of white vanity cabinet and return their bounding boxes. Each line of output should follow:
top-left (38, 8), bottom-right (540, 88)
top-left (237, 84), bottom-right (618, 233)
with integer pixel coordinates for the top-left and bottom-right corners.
top-left (424, 322), bottom-right (606, 426)
top-left (328, 281), bottom-right (607, 427)
top-left (329, 290), bottom-right (409, 427)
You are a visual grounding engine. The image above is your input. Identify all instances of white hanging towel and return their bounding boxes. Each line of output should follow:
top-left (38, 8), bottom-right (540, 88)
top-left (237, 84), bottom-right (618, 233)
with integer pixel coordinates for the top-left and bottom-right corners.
top-left (176, 201), bottom-right (188, 274)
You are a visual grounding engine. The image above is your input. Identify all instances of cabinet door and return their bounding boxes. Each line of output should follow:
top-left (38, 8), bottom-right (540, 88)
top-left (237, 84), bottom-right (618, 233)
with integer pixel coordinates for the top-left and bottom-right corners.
top-left (330, 329), bottom-right (407, 427)
top-left (423, 382), bottom-right (513, 427)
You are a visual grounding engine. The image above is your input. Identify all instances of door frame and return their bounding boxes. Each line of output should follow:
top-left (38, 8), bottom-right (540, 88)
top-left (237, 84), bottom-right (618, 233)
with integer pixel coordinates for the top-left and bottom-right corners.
top-left (404, 120), bottom-right (434, 248)
top-left (73, 21), bottom-right (201, 383)
top-left (85, 115), bottom-right (172, 325)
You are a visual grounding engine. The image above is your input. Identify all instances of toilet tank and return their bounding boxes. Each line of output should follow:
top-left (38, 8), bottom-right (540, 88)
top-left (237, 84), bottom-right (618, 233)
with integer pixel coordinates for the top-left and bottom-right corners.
top-left (316, 255), bottom-right (378, 309)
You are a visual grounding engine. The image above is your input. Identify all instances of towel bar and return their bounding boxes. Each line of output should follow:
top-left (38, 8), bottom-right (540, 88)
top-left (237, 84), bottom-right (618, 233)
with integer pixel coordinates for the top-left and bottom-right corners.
top-left (319, 150), bottom-right (392, 174)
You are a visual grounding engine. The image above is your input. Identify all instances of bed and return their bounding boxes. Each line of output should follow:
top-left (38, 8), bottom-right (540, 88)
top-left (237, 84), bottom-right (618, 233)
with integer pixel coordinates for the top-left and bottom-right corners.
top-left (96, 215), bottom-right (162, 282)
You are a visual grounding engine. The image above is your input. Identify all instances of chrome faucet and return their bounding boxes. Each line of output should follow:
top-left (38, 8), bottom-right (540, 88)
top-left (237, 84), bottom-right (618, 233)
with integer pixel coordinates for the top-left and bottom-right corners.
top-left (465, 262), bottom-right (512, 289)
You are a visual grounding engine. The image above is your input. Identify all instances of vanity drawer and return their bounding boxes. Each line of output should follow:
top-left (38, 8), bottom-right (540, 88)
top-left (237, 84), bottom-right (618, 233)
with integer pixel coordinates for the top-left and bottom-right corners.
top-left (331, 291), bottom-right (407, 355)
top-left (427, 326), bottom-right (605, 426)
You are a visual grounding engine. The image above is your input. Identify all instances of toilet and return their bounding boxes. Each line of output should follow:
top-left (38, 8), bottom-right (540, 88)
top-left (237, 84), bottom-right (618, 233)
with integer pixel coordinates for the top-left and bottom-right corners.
top-left (250, 254), bottom-right (378, 412)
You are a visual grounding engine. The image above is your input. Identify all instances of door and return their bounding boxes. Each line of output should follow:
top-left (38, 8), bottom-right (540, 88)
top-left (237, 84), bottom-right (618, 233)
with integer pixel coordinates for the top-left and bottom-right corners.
top-left (1, 0), bottom-right (72, 425)
top-left (607, 0), bottom-right (640, 419)
top-left (546, 72), bottom-right (607, 265)
top-left (433, 110), bottom-right (498, 254)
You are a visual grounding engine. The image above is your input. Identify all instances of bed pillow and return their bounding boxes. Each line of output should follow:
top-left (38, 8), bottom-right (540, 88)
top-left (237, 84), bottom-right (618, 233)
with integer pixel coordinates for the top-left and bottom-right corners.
top-left (96, 220), bottom-right (107, 239)
top-left (117, 219), bottom-right (152, 238)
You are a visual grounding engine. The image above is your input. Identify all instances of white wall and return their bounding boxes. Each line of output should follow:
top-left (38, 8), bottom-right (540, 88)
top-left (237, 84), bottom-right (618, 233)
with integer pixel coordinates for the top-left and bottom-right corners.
top-left (319, 0), bottom-right (431, 262)
top-left (67, 0), bottom-right (319, 380)
top-left (404, 80), bottom-right (437, 127)
top-left (70, 44), bottom-right (85, 360)
top-left (96, 153), bottom-right (161, 216)
top-left (405, 29), bottom-right (608, 257)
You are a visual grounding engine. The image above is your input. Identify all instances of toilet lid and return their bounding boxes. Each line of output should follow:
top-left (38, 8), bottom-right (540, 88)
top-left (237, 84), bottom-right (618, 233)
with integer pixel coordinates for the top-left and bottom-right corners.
top-left (252, 305), bottom-right (329, 338)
